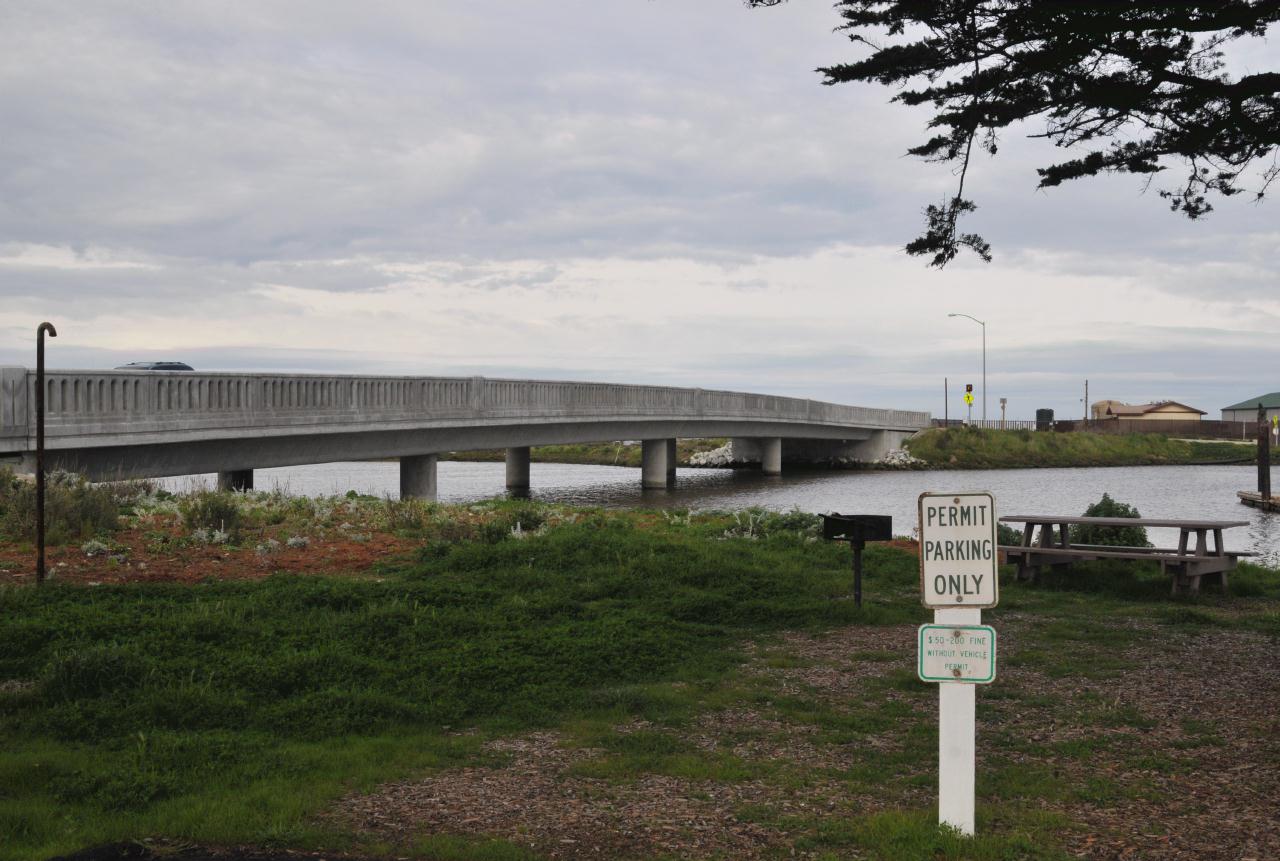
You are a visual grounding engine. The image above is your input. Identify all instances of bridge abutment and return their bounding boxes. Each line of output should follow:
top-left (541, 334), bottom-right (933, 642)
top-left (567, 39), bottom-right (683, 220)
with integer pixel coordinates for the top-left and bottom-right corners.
top-left (667, 438), bottom-right (677, 484)
top-left (776, 431), bottom-right (913, 464)
top-left (217, 469), bottom-right (254, 492)
top-left (506, 446), bottom-right (531, 492)
top-left (729, 437), bottom-right (783, 473)
top-left (400, 454), bottom-right (438, 501)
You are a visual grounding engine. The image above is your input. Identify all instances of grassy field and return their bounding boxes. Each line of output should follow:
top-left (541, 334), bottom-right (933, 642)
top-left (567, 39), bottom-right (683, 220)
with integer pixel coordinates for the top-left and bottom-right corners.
top-left (904, 427), bottom-right (1258, 469)
top-left (2, 492), bottom-right (1279, 860)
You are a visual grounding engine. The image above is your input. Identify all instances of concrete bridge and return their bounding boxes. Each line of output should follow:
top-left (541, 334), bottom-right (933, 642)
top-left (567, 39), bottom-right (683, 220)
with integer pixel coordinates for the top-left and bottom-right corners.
top-left (0, 368), bottom-right (930, 500)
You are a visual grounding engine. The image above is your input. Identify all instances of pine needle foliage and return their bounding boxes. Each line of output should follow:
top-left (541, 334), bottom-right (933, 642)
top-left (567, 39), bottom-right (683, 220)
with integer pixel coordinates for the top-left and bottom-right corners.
top-left (748, 1), bottom-right (1280, 264)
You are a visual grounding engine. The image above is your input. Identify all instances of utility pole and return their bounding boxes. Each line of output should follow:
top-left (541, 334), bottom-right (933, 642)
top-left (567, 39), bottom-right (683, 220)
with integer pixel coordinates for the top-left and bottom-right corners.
top-left (944, 378), bottom-right (948, 425)
top-left (1083, 379), bottom-right (1089, 423)
top-left (1259, 403), bottom-right (1272, 500)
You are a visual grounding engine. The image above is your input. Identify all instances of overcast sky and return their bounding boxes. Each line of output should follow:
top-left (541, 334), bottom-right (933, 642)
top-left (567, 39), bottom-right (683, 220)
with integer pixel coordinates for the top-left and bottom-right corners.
top-left (2, 2), bottom-right (1277, 420)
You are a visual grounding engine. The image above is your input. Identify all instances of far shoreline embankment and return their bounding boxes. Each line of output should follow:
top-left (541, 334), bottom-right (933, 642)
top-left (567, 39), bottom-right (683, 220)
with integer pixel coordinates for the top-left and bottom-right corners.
top-left (436, 428), bottom-right (1266, 472)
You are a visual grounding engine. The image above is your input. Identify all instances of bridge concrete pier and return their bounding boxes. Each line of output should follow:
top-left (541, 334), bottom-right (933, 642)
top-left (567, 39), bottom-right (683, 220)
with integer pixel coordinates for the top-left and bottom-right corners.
top-left (506, 446), bottom-right (531, 492)
top-left (400, 454), bottom-right (438, 501)
top-left (642, 439), bottom-right (674, 489)
top-left (761, 437), bottom-right (782, 475)
top-left (667, 439), bottom-right (678, 484)
top-left (217, 469), bottom-right (254, 492)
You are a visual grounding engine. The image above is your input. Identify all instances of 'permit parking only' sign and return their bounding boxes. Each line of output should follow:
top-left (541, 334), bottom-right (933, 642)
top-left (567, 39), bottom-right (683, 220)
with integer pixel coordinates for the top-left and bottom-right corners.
top-left (918, 491), bottom-right (998, 608)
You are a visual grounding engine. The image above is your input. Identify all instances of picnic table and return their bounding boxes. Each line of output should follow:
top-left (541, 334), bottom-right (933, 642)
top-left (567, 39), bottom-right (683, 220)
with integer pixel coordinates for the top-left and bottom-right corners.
top-left (999, 515), bottom-right (1252, 595)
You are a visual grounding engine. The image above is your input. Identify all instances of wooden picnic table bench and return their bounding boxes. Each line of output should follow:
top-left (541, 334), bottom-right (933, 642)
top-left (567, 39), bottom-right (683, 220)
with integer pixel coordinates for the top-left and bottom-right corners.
top-left (998, 515), bottom-right (1254, 595)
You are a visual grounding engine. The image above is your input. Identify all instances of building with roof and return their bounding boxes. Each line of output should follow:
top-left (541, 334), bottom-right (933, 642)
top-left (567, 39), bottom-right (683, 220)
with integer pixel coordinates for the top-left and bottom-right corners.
top-left (1221, 392), bottom-right (1280, 423)
top-left (1091, 401), bottom-right (1206, 421)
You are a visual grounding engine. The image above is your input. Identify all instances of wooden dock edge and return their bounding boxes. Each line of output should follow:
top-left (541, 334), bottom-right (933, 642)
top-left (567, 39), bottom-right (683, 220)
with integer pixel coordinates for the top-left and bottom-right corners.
top-left (1238, 490), bottom-right (1280, 512)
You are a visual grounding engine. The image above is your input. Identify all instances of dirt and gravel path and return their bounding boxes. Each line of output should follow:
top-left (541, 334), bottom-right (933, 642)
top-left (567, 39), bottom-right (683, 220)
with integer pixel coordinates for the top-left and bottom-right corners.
top-left (328, 620), bottom-right (1280, 860)
top-left (45, 617), bottom-right (1280, 861)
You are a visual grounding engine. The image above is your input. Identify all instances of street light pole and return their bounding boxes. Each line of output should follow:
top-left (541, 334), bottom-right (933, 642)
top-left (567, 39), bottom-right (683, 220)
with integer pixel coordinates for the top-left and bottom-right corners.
top-left (948, 313), bottom-right (986, 424)
top-left (36, 321), bottom-right (57, 586)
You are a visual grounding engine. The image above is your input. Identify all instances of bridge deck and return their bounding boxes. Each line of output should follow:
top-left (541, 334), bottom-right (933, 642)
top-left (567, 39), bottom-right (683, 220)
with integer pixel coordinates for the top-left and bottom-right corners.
top-left (1, 368), bottom-right (930, 481)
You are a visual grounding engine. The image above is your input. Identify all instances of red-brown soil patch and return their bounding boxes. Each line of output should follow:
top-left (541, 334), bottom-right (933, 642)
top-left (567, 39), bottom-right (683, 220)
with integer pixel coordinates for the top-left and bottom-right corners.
top-left (0, 526), bottom-right (417, 586)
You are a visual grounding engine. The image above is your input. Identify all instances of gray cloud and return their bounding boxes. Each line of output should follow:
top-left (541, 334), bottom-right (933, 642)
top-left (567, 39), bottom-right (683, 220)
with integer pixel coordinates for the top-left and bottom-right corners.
top-left (3, 2), bottom-right (1272, 269)
top-left (1, 1), bottom-right (1277, 422)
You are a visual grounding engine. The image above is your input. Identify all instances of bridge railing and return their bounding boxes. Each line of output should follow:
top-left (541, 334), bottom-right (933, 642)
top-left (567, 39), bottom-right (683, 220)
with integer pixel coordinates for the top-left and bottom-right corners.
top-left (1, 369), bottom-right (930, 446)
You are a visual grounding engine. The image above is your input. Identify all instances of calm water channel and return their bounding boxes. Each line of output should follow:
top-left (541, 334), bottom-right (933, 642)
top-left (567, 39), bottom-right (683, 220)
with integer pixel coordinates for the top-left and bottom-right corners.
top-left (160, 462), bottom-right (1280, 564)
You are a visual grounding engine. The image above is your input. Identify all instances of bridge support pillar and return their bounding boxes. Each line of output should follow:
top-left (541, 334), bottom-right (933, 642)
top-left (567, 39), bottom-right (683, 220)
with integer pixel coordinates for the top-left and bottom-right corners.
top-left (506, 446), bottom-right (531, 492)
top-left (667, 438), bottom-right (678, 484)
top-left (217, 469), bottom-right (254, 492)
top-left (642, 439), bottom-right (674, 489)
top-left (761, 437), bottom-right (782, 475)
top-left (400, 454), bottom-right (438, 501)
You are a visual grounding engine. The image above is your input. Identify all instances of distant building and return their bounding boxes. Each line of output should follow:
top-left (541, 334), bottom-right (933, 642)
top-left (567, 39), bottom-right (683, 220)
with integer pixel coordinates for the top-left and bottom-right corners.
top-left (1090, 400), bottom-right (1125, 419)
top-left (1092, 401), bottom-right (1206, 421)
top-left (1221, 392), bottom-right (1280, 423)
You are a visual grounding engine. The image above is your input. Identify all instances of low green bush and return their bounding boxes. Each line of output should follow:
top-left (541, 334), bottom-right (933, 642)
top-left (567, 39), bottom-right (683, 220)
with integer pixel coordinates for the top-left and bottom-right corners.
top-left (0, 470), bottom-right (122, 544)
top-left (1070, 493), bottom-right (1151, 547)
top-left (997, 522), bottom-right (1026, 545)
top-left (717, 506), bottom-right (821, 540)
top-left (379, 498), bottom-right (434, 532)
top-left (177, 491), bottom-right (242, 538)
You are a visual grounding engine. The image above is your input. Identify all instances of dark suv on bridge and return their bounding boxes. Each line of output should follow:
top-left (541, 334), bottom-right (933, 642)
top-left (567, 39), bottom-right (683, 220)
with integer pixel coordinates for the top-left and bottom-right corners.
top-left (114, 362), bottom-right (195, 371)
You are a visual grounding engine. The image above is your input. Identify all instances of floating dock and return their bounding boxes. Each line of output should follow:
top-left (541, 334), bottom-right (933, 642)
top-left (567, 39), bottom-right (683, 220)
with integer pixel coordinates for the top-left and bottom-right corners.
top-left (1238, 491), bottom-right (1280, 512)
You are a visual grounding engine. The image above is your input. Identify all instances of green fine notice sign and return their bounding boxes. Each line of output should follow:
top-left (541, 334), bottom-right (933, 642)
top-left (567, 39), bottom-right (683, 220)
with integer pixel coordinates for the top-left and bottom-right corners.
top-left (918, 624), bottom-right (996, 684)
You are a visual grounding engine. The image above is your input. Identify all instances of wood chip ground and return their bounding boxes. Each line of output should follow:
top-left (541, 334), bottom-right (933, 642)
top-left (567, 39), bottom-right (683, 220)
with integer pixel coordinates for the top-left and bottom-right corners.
top-left (332, 620), bottom-right (1280, 859)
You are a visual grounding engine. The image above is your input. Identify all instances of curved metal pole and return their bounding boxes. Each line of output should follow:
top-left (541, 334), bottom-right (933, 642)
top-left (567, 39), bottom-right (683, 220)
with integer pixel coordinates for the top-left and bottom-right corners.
top-left (36, 322), bottom-right (57, 586)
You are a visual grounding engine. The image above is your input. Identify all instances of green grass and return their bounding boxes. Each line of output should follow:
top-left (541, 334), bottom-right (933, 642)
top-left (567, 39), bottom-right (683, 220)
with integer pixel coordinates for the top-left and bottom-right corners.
top-left (2, 499), bottom-right (1278, 860)
top-left (790, 808), bottom-right (1072, 860)
top-left (0, 506), bottom-right (923, 860)
top-left (905, 427), bottom-right (1255, 469)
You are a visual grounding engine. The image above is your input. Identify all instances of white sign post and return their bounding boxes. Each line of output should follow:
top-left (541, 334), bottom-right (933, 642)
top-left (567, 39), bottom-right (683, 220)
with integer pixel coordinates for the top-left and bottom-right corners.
top-left (918, 491), bottom-right (999, 836)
